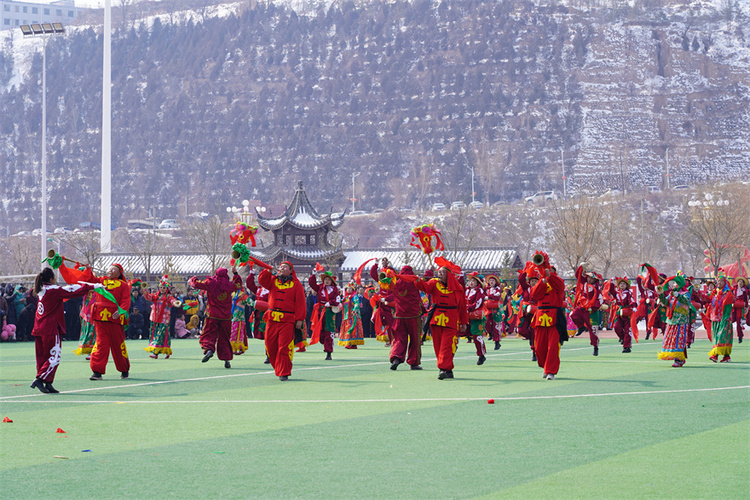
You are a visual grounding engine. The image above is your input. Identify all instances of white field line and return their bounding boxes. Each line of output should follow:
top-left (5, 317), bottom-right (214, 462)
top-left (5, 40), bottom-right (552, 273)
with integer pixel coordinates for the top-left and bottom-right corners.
top-left (2, 385), bottom-right (748, 404)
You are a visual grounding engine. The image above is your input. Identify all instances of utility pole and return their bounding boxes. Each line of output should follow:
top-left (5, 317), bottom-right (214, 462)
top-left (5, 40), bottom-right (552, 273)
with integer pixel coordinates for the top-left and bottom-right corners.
top-left (561, 149), bottom-right (566, 200)
top-left (665, 147), bottom-right (670, 190)
top-left (101, 0), bottom-right (112, 252)
top-left (351, 172), bottom-right (360, 211)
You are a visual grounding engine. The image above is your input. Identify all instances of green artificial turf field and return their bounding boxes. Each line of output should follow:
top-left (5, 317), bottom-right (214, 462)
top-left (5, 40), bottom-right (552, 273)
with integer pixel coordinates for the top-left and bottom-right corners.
top-left (1, 335), bottom-right (748, 499)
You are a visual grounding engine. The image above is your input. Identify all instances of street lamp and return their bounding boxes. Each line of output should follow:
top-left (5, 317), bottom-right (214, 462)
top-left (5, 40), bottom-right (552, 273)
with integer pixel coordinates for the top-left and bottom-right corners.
top-left (465, 164), bottom-right (475, 203)
top-left (21, 23), bottom-right (65, 270)
top-left (226, 199), bottom-right (253, 224)
top-left (350, 172), bottom-right (360, 212)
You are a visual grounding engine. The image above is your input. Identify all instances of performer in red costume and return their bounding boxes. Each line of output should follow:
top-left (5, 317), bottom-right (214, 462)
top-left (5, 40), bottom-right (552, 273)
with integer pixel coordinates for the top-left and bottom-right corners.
top-left (257, 261), bottom-right (306, 381)
top-left (387, 265), bottom-right (423, 371)
top-left (89, 263), bottom-right (132, 380)
top-left (413, 261), bottom-right (468, 380)
top-left (464, 272), bottom-right (487, 365)
top-left (484, 274), bottom-right (504, 351)
top-left (246, 265), bottom-right (271, 363)
top-left (309, 271), bottom-right (342, 360)
top-left (571, 265), bottom-right (603, 356)
top-left (517, 268), bottom-right (539, 361)
top-left (30, 268), bottom-right (96, 393)
top-left (189, 267), bottom-right (242, 368)
top-left (529, 255), bottom-right (567, 380)
top-left (732, 276), bottom-right (748, 343)
top-left (605, 277), bottom-right (637, 353)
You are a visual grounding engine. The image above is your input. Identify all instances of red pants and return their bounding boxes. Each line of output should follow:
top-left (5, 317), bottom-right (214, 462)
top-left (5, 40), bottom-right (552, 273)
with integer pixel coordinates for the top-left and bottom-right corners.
top-left (485, 315), bottom-right (501, 342)
top-left (91, 321), bottom-right (130, 375)
top-left (430, 326), bottom-right (458, 371)
top-left (35, 332), bottom-right (61, 382)
top-left (390, 317), bottom-right (422, 366)
top-left (614, 317), bottom-right (632, 349)
top-left (732, 307), bottom-right (745, 340)
top-left (265, 321), bottom-right (295, 377)
top-left (200, 317), bottom-right (233, 361)
top-left (322, 330), bottom-right (335, 353)
top-left (469, 335), bottom-right (486, 357)
top-left (534, 326), bottom-right (561, 375)
top-left (571, 308), bottom-right (598, 347)
top-left (518, 314), bottom-right (535, 351)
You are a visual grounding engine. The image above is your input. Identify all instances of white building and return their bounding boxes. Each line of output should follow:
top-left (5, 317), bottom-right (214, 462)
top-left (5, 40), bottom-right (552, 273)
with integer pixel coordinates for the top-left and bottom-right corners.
top-left (1, 0), bottom-right (80, 30)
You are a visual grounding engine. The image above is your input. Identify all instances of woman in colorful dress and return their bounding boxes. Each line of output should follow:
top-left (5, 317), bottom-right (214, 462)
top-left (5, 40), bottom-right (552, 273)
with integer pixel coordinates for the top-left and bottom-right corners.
top-left (73, 289), bottom-right (96, 359)
top-left (484, 274), bottom-right (503, 351)
top-left (143, 275), bottom-right (181, 359)
top-left (465, 272), bottom-right (487, 365)
top-left (230, 288), bottom-right (252, 355)
top-left (708, 272), bottom-right (735, 363)
top-left (339, 282), bottom-right (365, 349)
top-left (657, 274), bottom-right (692, 367)
top-left (309, 271), bottom-right (342, 360)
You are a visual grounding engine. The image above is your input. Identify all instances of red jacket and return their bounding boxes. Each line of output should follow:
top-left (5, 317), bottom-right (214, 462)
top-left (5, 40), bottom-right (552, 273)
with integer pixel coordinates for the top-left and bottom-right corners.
top-left (391, 266), bottom-right (422, 319)
top-left (415, 277), bottom-right (468, 330)
top-left (32, 283), bottom-right (95, 337)
top-left (189, 269), bottom-right (242, 320)
top-left (258, 270), bottom-right (306, 324)
top-left (530, 273), bottom-right (566, 327)
top-left (574, 266), bottom-right (601, 310)
top-left (91, 276), bottom-right (131, 324)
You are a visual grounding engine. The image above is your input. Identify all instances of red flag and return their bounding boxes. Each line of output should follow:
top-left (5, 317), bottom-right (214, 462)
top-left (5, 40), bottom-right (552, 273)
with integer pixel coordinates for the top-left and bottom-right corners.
top-left (700, 312), bottom-right (712, 342)
top-left (353, 258), bottom-right (378, 286)
top-left (59, 261), bottom-right (94, 285)
top-left (309, 303), bottom-right (323, 345)
top-left (314, 262), bottom-right (325, 272)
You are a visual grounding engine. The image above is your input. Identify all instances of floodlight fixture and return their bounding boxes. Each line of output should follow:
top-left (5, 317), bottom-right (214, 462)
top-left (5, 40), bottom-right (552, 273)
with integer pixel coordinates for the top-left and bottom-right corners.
top-left (20, 25), bottom-right (33, 36)
top-left (52, 23), bottom-right (65, 34)
top-left (31, 24), bottom-right (43, 35)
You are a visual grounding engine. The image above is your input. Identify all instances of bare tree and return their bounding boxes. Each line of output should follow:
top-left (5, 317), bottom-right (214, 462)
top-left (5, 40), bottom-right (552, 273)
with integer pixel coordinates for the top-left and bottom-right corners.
top-left (469, 137), bottom-right (506, 205)
top-left (60, 231), bottom-right (102, 269)
top-left (551, 197), bottom-right (604, 275)
top-left (4, 238), bottom-right (39, 275)
top-left (182, 216), bottom-right (230, 274)
top-left (687, 186), bottom-right (750, 275)
top-left (441, 209), bottom-right (483, 268)
top-left (118, 229), bottom-right (169, 282)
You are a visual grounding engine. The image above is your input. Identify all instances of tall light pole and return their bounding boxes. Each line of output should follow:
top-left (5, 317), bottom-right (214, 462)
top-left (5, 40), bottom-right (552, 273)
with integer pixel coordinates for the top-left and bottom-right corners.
top-left (101, 0), bottom-right (112, 252)
top-left (351, 172), bottom-right (360, 211)
top-left (20, 23), bottom-right (65, 270)
top-left (465, 164), bottom-right (475, 203)
top-left (560, 149), bottom-right (566, 200)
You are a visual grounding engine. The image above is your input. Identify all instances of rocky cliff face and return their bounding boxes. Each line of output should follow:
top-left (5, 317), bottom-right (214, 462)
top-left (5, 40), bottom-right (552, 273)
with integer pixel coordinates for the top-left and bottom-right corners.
top-left (0, 0), bottom-right (747, 235)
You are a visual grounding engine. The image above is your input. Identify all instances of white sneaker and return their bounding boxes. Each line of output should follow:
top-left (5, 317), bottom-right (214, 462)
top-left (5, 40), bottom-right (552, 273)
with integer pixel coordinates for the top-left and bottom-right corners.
top-left (546, 374), bottom-right (555, 380)
top-left (542, 373), bottom-right (547, 379)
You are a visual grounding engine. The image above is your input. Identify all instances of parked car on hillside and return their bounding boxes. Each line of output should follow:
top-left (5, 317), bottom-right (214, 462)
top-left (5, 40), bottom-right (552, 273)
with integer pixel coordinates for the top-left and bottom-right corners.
top-left (349, 210), bottom-right (368, 216)
top-left (468, 201), bottom-right (483, 209)
top-left (372, 208), bottom-right (386, 214)
top-left (450, 201), bottom-right (466, 210)
top-left (647, 186), bottom-right (662, 193)
top-left (431, 203), bottom-right (446, 211)
top-left (524, 191), bottom-right (558, 204)
top-left (158, 219), bottom-right (179, 229)
top-left (54, 227), bottom-right (73, 234)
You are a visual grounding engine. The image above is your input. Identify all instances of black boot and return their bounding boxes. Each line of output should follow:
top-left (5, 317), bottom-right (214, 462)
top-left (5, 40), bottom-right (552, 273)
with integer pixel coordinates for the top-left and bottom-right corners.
top-left (494, 341), bottom-right (501, 350)
top-left (593, 346), bottom-right (599, 356)
top-left (531, 352), bottom-right (537, 362)
top-left (264, 356), bottom-right (271, 364)
top-left (477, 355), bottom-right (486, 366)
top-left (30, 378), bottom-right (49, 394)
top-left (89, 372), bottom-right (103, 381)
top-left (224, 361), bottom-right (231, 369)
top-left (325, 352), bottom-right (332, 361)
top-left (438, 369), bottom-right (447, 380)
top-left (44, 382), bottom-right (59, 393)
top-left (390, 358), bottom-right (401, 370)
top-left (201, 350), bottom-right (214, 363)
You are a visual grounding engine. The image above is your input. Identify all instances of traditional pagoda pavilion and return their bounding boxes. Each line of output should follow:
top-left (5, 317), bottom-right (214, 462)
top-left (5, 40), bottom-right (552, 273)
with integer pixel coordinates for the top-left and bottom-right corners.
top-left (250, 181), bottom-right (346, 274)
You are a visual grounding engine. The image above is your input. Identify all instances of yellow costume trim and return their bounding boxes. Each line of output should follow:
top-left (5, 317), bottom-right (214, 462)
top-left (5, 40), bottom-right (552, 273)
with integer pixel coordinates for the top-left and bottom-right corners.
top-left (708, 345), bottom-right (732, 357)
top-left (72, 347), bottom-right (93, 356)
top-left (144, 346), bottom-right (173, 356)
top-left (338, 339), bottom-right (365, 347)
top-left (376, 334), bottom-right (389, 342)
top-left (658, 351), bottom-right (686, 362)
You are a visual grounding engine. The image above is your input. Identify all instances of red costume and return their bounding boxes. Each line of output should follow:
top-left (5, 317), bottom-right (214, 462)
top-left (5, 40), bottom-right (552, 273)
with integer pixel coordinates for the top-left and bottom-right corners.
top-left (246, 269), bottom-right (269, 340)
top-left (32, 283), bottom-right (95, 384)
top-left (530, 271), bottom-right (566, 377)
top-left (90, 272), bottom-right (132, 377)
top-left (415, 272), bottom-right (468, 377)
top-left (370, 263), bottom-right (396, 344)
top-left (388, 266), bottom-right (423, 369)
top-left (605, 279), bottom-right (637, 351)
top-left (308, 274), bottom-right (341, 355)
top-left (189, 268), bottom-right (242, 363)
top-left (465, 280), bottom-right (487, 360)
top-left (258, 266), bottom-right (306, 377)
top-left (517, 271), bottom-right (537, 359)
top-left (732, 278), bottom-right (748, 342)
top-left (484, 281), bottom-right (503, 345)
top-left (570, 265), bottom-right (602, 354)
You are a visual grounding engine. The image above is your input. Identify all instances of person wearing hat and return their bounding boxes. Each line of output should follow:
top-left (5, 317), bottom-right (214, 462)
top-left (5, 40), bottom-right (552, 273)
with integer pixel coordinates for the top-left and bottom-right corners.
top-left (246, 264), bottom-right (271, 364)
top-left (604, 277), bottom-right (637, 353)
top-left (89, 263), bottom-right (132, 380)
top-left (731, 276), bottom-right (748, 343)
top-left (707, 272), bottom-right (736, 363)
top-left (142, 275), bottom-right (182, 359)
top-left (517, 267), bottom-right (540, 362)
top-left (258, 261), bottom-right (307, 380)
top-left (484, 274), bottom-right (504, 351)
top-left (465, 272), bottom-right (487, 365)
top-left (529, 259), bottom-right (567, 380)
top-left (385, 265), bottom-right (423, 370)
top-left (309, 270), bottom-right (342, 360)
top-left (413, 261), bottom-right (468, 380)
top-left (571, 265), bottom-right (603, 356)
top-left (656, 274), bottom-right (693, 367)
top-left (189, 267), bottom-right (243, 369)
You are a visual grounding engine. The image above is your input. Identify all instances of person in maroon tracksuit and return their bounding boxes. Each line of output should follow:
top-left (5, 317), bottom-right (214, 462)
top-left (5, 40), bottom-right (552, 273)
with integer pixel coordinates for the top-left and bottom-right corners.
top-left (189, 267), bottom-right (242, 368)
top-left (570, 266), bottom-right (603, 356)
top-left (732, 276), bottom-right (748, 343)
top-left (388, 265), bottom-right (423, 370)
top-left (30, 268), bottom-right (95, 393)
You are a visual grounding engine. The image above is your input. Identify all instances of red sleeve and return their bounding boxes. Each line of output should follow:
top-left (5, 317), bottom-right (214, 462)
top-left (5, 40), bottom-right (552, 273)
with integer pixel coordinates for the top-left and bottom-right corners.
top-left (190, 277), bottom-right (209, 291)
top-left (370, 263), bottom-right (379, 282)
top-left (257, 269), bottom-right (275, 291)
top-left (232, 272), bottom-right (242, 290)
top-left (457, 288), bottom-right (469, 325)
top-left (308, 275), bottom-right (320, 292)
top-left (294, 281), bottom-right (306, 322)
top-left (246, 272), bottom-right (258, 293)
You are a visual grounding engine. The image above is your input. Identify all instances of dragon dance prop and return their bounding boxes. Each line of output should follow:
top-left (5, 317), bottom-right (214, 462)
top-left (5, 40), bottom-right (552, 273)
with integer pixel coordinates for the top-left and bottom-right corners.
top-left (229, 222), bottom-right (258, 267)
top-left (410, 223), bottom-right (444, 269)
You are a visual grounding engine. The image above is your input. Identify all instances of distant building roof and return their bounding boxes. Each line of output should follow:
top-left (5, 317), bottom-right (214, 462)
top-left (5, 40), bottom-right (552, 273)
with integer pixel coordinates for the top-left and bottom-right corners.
top-left (340, 248), bottom-right (521, 274)
top-left (256, 180), bottom-right (345, 231)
